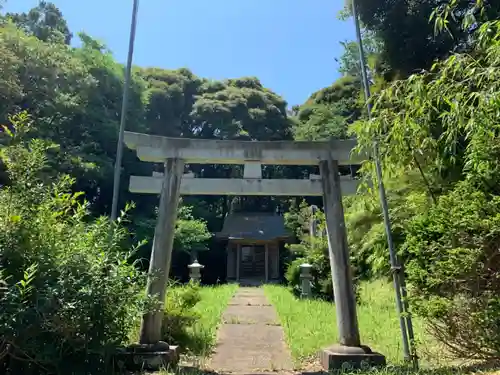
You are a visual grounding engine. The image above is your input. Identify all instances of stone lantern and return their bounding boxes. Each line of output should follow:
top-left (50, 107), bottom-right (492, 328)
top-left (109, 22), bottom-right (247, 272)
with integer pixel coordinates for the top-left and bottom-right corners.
top-left (188, 260), bottom-right (204, 283)
top-left (300, 263), bottom-right (313, 299)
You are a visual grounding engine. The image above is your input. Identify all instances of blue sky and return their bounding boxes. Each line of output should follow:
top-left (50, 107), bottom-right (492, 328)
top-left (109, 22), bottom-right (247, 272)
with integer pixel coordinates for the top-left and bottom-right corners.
top-left (6, 0), bottom-right (355, 106)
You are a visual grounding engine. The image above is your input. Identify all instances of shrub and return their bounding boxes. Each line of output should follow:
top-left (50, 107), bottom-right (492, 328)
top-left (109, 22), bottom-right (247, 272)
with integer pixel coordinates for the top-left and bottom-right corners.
top-left (0, 121), bottom-right (147, 374)
top-left (286, 239), bottom-right (334, 300)
top-left (404, 182), bottom-right (500, 360)
top-left (285, 206), bottom-right (360, 301)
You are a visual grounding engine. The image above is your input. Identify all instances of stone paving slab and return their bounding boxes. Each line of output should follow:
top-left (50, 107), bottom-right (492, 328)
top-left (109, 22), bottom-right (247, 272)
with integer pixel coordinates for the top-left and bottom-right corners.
top-left (223, 305), bottom-right (279, 325)
top-left (209, 287), bottom-right (293, 373)
top-left (236, 289), bottom-right (266, 295)
top-left (228, 296), bottom-right (271, 306)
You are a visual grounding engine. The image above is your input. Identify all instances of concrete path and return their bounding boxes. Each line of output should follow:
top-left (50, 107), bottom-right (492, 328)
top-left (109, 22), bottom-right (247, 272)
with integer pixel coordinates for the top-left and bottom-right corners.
top-left (209, 287), bottom-right (294, 374)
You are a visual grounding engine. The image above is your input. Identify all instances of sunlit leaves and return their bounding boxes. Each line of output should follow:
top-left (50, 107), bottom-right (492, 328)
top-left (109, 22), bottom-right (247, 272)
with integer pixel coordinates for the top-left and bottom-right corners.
top-left (6, 1), bottom-right (72, 44)
top-left (353, 21), bottom-right (500, 194)
top-left (191, 76), bottom-right (291, 140)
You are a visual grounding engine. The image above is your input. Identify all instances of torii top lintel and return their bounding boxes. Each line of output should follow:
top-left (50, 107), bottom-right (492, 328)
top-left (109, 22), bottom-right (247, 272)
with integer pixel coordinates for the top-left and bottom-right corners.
top-left (124, 131), bottom-right (365, 166)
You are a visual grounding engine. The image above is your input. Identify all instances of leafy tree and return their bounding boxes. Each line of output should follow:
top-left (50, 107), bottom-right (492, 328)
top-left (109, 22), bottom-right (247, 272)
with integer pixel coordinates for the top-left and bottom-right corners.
top-left (191, 77), bottom-right (292, 140)
top-left (292, 75), bottom-right (363, 141)
top-left (404, 182), bottom-right (500, 360)
top-left (141, 67), bottom-right (201, 137)
top-left (0, 22), bottom-right (90, 124)
top-left (174, 206), bottom-right (212, 259)
top-left (72, 31), bottom-right (148, 215)
top-left (352, 21), bottom-right (500, 193)
top-left (0, 6), bottom-right (298, 285)
top-left (292, 103), bottom-right (348, 141)
top-left (347, 19), bottom-right (500, 359)
top-left (0, 114), bottom-right (147, 374)
top-left (336, 33), bottom-right (382, 79)
top-left (284, 202), bottom-right (361, 300)
top-left (352, 0), bottom-right (500, 77)
top-left (7, 1), bottom-right (72, 44)
top-left (0, 23), bottom-right (150, 217)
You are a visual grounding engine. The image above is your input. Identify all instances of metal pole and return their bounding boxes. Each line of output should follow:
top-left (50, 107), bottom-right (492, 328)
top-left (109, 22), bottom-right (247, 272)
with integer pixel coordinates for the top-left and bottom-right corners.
top-left (400, 265), bottom-right (418, 367)
top-left (111, 0), bottom-right (140, 221)
top-left (351, 0), bottom-right (418, 368)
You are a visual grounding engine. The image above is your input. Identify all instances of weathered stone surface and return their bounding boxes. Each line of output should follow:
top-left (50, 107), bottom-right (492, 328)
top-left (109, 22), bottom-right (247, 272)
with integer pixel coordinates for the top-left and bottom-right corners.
top-left (223, 305), bottom-right (279, 325)
top-left (228, 296), bottom-right (271, 306)
top-left (124, 131), bottom-right (362, 165)
top-left (320, 344), bottom-right (386, 371)
top-left (209, 288), bottom-right (293, 373)
top-left (114, 345), bottom-right (180, 371)
top-left (129, 175), bottom-right (359, 196)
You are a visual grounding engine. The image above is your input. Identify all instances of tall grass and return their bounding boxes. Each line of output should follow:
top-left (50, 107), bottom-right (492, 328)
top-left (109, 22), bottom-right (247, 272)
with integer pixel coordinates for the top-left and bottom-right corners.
top-left (264, 280), bottom-right (442, 366)
top-left (187, 284), bottom-right (239, 356)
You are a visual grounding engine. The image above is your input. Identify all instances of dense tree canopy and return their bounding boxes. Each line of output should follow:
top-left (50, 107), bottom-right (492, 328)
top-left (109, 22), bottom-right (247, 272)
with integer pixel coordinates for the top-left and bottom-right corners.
top-left (352, 0), bottom-right (500, 77)
top-left (292, 76), bottom-right (363, 141)
top-left (0, 4), bottom-right (297, 277)
top-left (7, 0), bottom-right (72, 44)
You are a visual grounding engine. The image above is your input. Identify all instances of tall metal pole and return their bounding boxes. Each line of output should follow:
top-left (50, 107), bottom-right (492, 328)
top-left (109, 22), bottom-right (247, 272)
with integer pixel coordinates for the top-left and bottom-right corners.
top-left (111, 0), bottom-right (140, 221)
top-left (351, 0), bottom-right (418, 368)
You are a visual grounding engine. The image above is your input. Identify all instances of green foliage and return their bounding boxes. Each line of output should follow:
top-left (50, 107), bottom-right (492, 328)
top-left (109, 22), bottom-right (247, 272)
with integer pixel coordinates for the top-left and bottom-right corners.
top-left (136, 204), bottom-right (211, 258)
top-left (140, 67), bottom-right (201, 137)
top-left (336, 33), bottom-right (383, 80)
top-left (0, 10), bottom-right (297, 251)
top-left (174, 206), bottom-right (212, 255)
top-left (345, 172), bottom-right (431, 279)
top-left (191, 76), bottom-right (292, 140)
top-left (0, 119), bottom-right (148, 374)
top-left (404, 182), bottom-right (500, 359)
top-left (353, 0), bottom-right (500, 78)
top-left (293, 103), bottom-right (349, 141)
top-left (7, 0), bottom-right (500, 364)
top-left (352, 20), bottom-right (500, 191)
top-left (292, 75), bottom-right (363, 141)
top-left (345, 20), bottom-right (500, 360)
top-left (284, 203), bottom-right (359, 300)
top-left (0, 7), bottom-right (297, 284)
top-left (285, 238), bottom-right (337, 300)
top-left (161, 282), bottom-right (202, 351)
top-left (284, 199), bottom-right (311, 238)
top-left (6, 1), bottom-right (72, 44)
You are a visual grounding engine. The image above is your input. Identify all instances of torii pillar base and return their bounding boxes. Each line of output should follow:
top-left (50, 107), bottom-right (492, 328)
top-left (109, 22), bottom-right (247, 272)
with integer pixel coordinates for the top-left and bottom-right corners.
top-left (320, 344), bottom-right (386, 371)
top-left (114, 342), bottom-right (180, 372)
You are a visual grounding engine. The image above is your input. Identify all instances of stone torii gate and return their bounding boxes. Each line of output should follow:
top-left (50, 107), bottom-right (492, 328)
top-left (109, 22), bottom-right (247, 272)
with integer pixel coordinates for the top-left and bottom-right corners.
top-left (124, 131), bottom-right (385, 370)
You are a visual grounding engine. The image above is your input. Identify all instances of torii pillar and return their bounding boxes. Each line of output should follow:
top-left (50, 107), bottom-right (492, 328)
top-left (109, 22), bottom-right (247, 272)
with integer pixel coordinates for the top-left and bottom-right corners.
top-left (319, 156), bottom-right (386, 369)
top-left (139, 158), bottom-right (184, 344)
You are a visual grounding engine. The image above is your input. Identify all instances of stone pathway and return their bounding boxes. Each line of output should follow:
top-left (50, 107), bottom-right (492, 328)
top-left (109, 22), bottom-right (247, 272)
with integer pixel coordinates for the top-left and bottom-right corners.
top-left (208, 287), bottom-right (294, 374)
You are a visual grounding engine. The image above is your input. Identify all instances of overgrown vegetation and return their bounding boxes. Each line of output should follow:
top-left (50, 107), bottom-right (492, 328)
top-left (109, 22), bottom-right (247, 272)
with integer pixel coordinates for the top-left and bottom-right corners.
top-left (159, 283), bottom-right (238, 356)
top-left (284, 201), bottom-right (361, 301)
top-left (347, 19), bottom-right (500, 361)
top-left (285, 2), bottom-right (500, 363)
top-left (0, 114), bottom-right (231, 373)
top-left (188, 284), bottom-right (239, 356)
top-left (264, 281), bottom-right (438, 366)
top-left (0, 114), bottom-right (148, 374)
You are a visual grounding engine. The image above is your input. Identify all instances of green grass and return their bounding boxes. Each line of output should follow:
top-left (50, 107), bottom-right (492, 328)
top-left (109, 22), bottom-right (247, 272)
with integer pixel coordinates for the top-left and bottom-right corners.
top-left (135, 281), bottom-right (500, 375)
top-left (186, 283), bottom-right (238, 356)
top-left (263, 280), bottom-right (445, 367)
top-left (129, 283), bottom-right (238, 358)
